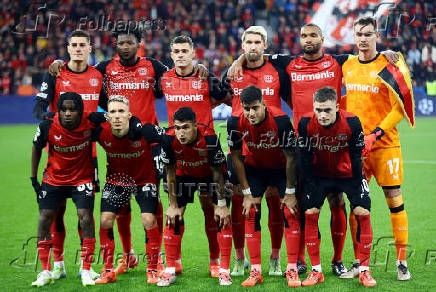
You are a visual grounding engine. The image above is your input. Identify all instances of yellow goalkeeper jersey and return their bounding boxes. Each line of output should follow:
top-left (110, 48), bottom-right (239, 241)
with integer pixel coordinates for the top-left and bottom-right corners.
top-left (343, 53), bottom-right (402, 149)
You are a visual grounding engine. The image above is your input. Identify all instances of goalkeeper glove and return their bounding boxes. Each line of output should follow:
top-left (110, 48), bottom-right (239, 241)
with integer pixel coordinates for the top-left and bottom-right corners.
top-left (363, 127), bottom-right (385, 157)
top-left (30, 177), bottom-right (42, 202)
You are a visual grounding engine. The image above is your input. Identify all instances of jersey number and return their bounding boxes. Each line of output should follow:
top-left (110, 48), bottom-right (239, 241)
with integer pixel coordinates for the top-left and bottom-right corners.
top-left (387, 158), bottom-right (400, 174)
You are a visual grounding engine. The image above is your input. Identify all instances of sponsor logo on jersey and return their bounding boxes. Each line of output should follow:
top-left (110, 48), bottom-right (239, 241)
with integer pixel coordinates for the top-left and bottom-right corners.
top-left (322, 61), bottom-right (331, 68)
top-left (107, 150), bottom-right (145, 158)
top-left (192, 80), bottom-right (202, 89)
top-left (41, 82), bottom-right (48, 92)
top-left (246, 141), bottom-right (279, 149)
top-left (89, 78), bottom-right (99, 87)
top-left (54, 135), bottom-right (62, 141)
top-left (345, 83), bottom-right (380, 93)
top-left (59, 92), bottom-right (99, 101)
top-left (178, 158), bottom-right (208, 167)
top-left (138, 67), bottom-right (147, 76)
top-left (336, 134), bottom-right (347, 141)
top-left (110, 81), bottom-right (150, 90)
top-left (165, 93), bottom-right (204, 102)
top-left (233, 87), bottom-right (275, 96)
top-left (264, 75), bottom-right (273, 83)
top-left (62, 80), bottom-right (71, 86)
top-left (131, 141), bottom-right (141, 148)
top-left (54, 140), bottom-right (90, 152)
top-left (291, 71), bottom-right (335, 82)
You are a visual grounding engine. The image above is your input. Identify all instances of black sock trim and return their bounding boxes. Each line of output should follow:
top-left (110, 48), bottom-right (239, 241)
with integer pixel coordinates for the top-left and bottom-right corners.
top-left (389, 204), bottom-right (404, 213)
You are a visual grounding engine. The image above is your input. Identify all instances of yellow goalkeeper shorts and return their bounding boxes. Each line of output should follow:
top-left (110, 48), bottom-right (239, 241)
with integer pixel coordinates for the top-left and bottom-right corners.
top-left (363, 146), bottom-right (403, 187)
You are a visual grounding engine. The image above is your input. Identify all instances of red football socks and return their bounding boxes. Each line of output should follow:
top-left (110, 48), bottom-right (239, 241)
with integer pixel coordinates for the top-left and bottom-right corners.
top-left (81, 238), bottom-right (96, 270)
top-left (356, 214), bottom-right (373, 268)
top-left (266, 195), bottom-right (284, 257)
top-left (231, 195), bottom-right (245, 258)
top-left (50, 205), bottom-right (66, 262)
top-left (145, 225), bottom-right (160, 270)
top-left (283, 207), bottom-right (301, 266)
top-left (217, 225), bottom-right (233, 270)
top-left (37, 240), bottom-right (52, 271)
top-left (305, 213), bottom-right (321, 267)
top-left (203, 204), bottom-right (220, 260)
top-left (245, 206), bottom-right (261, 265)
top-left (117, 206), bottom-right (132, 254)
top-left (99, 228), bottom-right (115, 271)
top-left (330, 204), bottom-right (347, 262)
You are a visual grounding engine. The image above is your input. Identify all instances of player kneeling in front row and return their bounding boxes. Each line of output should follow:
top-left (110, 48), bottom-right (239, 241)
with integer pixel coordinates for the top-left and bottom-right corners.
top-left (30, 92), bottom-right (107, 286)
top-left (227, 85), bottom-right (298, 287)
top-left (92, 95), bottom-right (163, 284)
top-left (157, 107), bottom-right (232, 287)
top-left (298, 87), bottom-right (376, 287)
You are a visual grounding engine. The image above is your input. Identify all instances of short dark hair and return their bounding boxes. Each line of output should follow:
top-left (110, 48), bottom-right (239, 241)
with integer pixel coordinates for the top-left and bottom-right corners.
top-left (173, 107), bottom-right (196, 123)
top-left (313, 86), bottom-right (337, 103)
top-left (57, 92), bottom-right (84, 113)
top-left (354, 16), bottom-right (377, 31)
top-left (240, 85), bottom-right (263, 104)
top-left (113, 26), bottom-right (142, 43)
top-left (301, 23), bottom-right (323, 37)
top-left (67, 30), bottom-right (91, 44)
top-left (170, 35), bottom-right (194, 49)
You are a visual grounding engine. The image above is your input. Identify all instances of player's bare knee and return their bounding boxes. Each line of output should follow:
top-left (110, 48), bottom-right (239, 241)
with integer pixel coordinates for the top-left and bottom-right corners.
top-left (100, 212), bottom-right (116, 229)
top-left (141, 213), bottom-right (157, 229)
top-left (353, 206), bottom-right (369, 215)
top-left (383, 187), bottom-right (401, 198)
top-left (305, 208), bottom-right (320, 214)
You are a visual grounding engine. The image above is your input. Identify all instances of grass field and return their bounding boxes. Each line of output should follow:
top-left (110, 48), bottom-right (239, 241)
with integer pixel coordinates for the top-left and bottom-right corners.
top-left (1, 118), bottom-right (436, 291)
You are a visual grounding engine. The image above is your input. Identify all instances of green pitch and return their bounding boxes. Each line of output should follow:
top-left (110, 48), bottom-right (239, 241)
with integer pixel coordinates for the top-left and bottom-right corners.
top-left (0, 118), bottom-right (435, 291)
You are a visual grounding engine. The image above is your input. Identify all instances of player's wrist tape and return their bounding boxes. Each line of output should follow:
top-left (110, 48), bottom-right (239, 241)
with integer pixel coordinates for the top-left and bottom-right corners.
top-left (217, 199), bottom-right (226, 207)
top-left (371, 127), bottom-right (385, 140)
top-left (285, 187), bottom-right (296, 195)
top-left (242, 188), bottom-right (251, 196)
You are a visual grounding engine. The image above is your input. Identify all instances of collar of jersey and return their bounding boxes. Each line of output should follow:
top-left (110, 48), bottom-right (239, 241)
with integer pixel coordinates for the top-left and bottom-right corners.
top-left (175, 68), bottom-right (195, 78)
top-left (303, 54), bottom-right (324, 63)
top-left (119, 57), bottom-right (140, 67)
top-left (321, 112), bottom-right (340, 129)
top-left (358, 52), bottom-right (380, 64)
top-left (251, 108), bottom-right (268, 127)
top-left (66, 64), bottom-right (88, 74)
top-left (243, 59), bottom-right (266, 71)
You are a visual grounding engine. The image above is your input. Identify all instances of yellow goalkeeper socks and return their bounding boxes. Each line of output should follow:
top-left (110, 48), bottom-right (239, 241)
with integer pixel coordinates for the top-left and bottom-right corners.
top-left (386, 195), bottom-right (408, 261)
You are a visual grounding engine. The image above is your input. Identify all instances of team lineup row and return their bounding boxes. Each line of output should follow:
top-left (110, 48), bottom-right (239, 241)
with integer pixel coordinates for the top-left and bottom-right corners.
top-left (30, 16), bottom-right (413, 287)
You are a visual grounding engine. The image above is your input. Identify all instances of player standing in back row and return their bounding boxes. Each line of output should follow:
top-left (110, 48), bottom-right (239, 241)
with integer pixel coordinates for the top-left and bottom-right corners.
top-left (341, 16), bottom-right (412, 281)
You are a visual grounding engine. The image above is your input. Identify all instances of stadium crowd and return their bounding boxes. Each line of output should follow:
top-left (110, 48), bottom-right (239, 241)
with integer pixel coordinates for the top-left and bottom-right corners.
top-left (0, 0), bottom-right (434, 95)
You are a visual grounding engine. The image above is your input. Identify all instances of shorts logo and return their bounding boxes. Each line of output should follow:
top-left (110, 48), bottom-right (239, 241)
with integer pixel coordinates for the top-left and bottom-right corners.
top-left (138, 68), bottom-right (147, 76)
top-left (322, 61), bottom-right (331, 68)
top-left (104, 141), bottom-right (112, 147)
top-left (192, 80), bottom-right (202, 89)
top-left (83, 130), bottom-right (91, 137)
top-left (132, 141), bottom-right (141, 148)
top-left (62, 81), bottom-right (71, 86)
top-left (264, 75), bottom-right (273, 83)
top-left (41, 82), bottom-right (48, 92)
top-left (54, 135), bottom-right (62, 141)
top-left (39, 190), bottom-right (47, 200)
top-left (89, 78), bottom-right (99, 87)
top-left (34, 126), bottom-right (41, 142)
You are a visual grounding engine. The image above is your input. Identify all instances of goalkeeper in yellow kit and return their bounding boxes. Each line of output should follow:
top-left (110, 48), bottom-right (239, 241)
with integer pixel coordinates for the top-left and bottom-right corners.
top-left (341, 16), bottom-right (414, 281)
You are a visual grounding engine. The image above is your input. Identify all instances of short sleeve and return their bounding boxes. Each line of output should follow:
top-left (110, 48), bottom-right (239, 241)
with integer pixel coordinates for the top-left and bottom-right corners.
top-left (227, 116), bottom-right (242, 150)
top-left (204, 135), bottom-right (226, 167)
top-left (160, 135), bottom-right (176, 165)
top-left (33, 120), bottom-right (52, 150)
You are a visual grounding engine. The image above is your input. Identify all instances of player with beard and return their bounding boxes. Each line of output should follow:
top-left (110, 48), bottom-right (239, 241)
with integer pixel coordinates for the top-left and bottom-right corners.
top-left (34, 30), bottom-right (103, 281)
top-left (222, 26), bottom-right (291, 277)
top-left (30, 92), bottom-right (106, 286)
top-left (156, 35), bottom-right (229, 278)
top-left (227, 86), bottom-right (298, 287)
top-left (228, 23), bottom-right (398, 276)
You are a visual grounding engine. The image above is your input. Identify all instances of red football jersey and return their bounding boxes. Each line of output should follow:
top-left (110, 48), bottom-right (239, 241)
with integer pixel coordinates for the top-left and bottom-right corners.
top-left (160, 68), bottom-right (227, 128)
top-left (270, 54), bottom-right (347, 132)
top-left (95, 122), bottom-right (159, 185)
top-left (33, 112), bottom-right (105, 186)
top-left (161, 125), bottom-right (226, 177)
top-left (298, 109), bottom-right (364, 179)
top-left (96, 57), bottom-right (168, 124)
top-left (223, 60), bottom-right (290, 116)
top-left (36, 65), bottom-right (103, 112)
top-left (227, 106), bottom-right (296, 169)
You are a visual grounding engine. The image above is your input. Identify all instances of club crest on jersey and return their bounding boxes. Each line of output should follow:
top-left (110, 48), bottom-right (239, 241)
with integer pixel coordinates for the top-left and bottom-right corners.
top-left (89, 78), bottom-right (99, 87)
top-left (132, 141), bottom-right (141, 148)
top-left (264, 75), bottom-right (273, 83)
top-left (192, 80), bottom-right (202, 89)
top-left (62, 80), bottom-right (71, 86)
top-left (336, 134), bottom-right (347, 141)
top-left (83, 130), bottom-right (91, 137)
top-left (41, 82), bottom-right (48, 92)
top-left (138, 67), bottom-right (147, 76)
top-left (54, 135), bottom-right (62, 141)
top-left (322, 61), bottom-right (331, 68)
